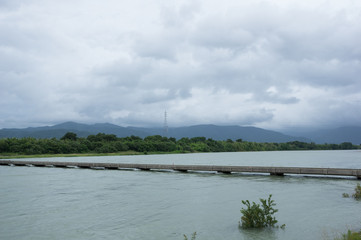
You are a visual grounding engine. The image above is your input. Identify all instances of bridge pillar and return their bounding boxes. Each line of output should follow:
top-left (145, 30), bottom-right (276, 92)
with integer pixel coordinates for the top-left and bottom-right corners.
top-left (270, 173), bottom-right (284, 176)
top-left (138, 168), bottom-right (150, 171)
top-left (13, 163), bottom-right (27, 166)
top-left (52, 164), bottom-right (69, 168)
top-left (78, 166), bottom-right (91, 169)
top-left (32, 164), bottom-right (46, 167)
top-left (105, 167), bottom-right (119, 170)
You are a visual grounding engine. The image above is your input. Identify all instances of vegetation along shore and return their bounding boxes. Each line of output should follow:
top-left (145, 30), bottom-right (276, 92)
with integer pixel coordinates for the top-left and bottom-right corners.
top-left (0, 132), bottom-right (360, 159)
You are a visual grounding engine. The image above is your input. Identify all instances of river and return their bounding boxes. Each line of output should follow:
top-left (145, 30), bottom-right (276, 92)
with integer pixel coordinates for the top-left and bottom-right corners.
top-left (0, 150), bottom-right (360, 240)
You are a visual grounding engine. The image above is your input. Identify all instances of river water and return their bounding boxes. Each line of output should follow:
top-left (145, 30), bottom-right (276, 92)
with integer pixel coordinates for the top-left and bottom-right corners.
top-left (0, 150), bottom-right (360, 240)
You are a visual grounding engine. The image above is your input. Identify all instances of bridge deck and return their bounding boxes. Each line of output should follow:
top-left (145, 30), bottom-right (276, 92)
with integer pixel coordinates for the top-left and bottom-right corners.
top-left (1, 160), bottom-right (360, 179)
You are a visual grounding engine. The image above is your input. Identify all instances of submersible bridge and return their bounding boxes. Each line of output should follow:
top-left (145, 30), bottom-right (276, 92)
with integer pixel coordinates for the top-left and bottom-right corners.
top-left (1, 160), bottom-right (361, 179)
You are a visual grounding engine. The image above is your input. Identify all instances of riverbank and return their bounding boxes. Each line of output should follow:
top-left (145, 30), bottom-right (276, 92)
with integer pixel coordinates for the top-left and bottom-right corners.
top-left (1, 148), bottom-right (360, 160)
top-left (0, 150), bottom-right (190, 159)
top-left (0, 151), bottom-right (141, 159)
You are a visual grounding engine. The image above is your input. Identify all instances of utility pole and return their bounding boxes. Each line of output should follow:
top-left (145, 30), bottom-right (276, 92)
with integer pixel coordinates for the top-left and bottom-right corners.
top-left (163, 110), bottom-right (168, 137)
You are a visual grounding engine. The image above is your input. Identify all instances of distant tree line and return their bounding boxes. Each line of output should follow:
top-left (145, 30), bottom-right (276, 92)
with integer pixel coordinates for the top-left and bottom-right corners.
top-left (0, 132), bottom-right (359, 155)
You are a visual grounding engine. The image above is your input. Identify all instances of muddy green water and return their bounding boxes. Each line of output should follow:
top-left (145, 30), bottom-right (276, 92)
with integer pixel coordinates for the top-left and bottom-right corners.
top-left (0, 150), bottom-right (360, 240)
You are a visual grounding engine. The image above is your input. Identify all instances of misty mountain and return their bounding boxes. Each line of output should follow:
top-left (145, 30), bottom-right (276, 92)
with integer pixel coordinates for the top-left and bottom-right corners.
top-left (129, 125), bottom-right (310, 143)
top-left (3, 122), bottom-right (360, 144)
top-left (294, 126), bottom-right (361, 144)
top-left (0, 122), bottom-right (148, 139)
top-left (0, 122), bottom-right (311, 143)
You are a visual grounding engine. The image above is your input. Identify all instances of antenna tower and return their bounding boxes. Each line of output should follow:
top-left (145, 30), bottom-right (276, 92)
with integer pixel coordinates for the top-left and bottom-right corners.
top-left (163, 110), bottom-right (168, 137)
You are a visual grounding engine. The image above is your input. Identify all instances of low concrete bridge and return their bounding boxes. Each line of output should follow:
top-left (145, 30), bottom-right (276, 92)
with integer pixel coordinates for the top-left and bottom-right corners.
top-left (1, 160), bottom-right (361, 179)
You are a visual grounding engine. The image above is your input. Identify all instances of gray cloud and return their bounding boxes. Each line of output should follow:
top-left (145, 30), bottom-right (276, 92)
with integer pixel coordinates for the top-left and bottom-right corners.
top-left (0, 0), bottom-right (360, 130)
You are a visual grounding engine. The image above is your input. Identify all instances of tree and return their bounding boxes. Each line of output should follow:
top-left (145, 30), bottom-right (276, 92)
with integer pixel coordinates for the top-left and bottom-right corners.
top-left (103, 134), bottom-right (117, 142)
top-left (144, 135), bottom-right (164, 142)
top-left (340, 142), bottom-right (353, 150)
top-left (61, 132), bottom-right (78, 141)
top-left (87, 133), bottom-right (117, 142)
top-left (0, 139), bottom-right (9, 152)
top-left (240, 195), bottom-right (282, 228)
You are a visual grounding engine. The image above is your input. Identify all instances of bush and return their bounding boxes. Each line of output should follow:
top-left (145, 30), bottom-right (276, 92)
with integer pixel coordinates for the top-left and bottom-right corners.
top-left (343, 183), bottom-right (361, 200)
top-left (343, 193), bottom-right (350, 198)
top-left (352, 183), bottom-right (361, 199)
top-left (240, 194), bottom-right (284, 229)
top-left (183, 232), bottom-right (196, 240)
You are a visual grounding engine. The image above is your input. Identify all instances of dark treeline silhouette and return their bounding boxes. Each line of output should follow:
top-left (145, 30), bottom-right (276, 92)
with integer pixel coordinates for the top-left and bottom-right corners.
top-left (0, 132), bottom-right (359, 155)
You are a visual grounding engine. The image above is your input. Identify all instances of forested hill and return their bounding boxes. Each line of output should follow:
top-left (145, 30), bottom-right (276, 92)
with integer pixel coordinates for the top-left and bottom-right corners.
top-left (0, 122), bottom-right (309, 143)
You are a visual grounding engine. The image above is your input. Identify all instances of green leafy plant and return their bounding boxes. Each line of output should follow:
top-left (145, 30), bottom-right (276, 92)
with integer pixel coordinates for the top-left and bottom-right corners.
top-left (183, 232), bottom-right (197, 240)
top-left (343, 183), bottom-right (361, 200)
top-left (240, 194), bottom-right (284, 228)
top-left (352, 183), bottom-right (361, 199)
top-left (334, 230), bottom-right (361, 240)
top-left (343, 193), bottom-right (350, 198)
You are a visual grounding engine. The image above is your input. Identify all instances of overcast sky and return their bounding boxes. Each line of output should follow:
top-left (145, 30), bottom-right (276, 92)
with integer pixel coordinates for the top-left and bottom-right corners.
top-left (0, 0), bottom-right (360, 131)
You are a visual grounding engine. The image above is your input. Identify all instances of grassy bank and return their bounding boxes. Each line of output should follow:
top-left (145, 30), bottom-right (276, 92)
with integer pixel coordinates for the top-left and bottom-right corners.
top-left (0, 150), bottom-right (190, 159)
top-left (0, 151), bottom-right (142, 159)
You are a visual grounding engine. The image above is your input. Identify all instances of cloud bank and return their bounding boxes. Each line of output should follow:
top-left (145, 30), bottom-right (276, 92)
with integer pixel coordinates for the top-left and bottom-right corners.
top-left (1, 0), bottom-right (360, 130)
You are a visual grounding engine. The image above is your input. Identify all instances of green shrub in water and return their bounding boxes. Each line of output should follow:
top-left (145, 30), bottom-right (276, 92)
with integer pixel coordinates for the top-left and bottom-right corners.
top-left (240, 194), bottom-right (284, 228)
top-left (343, 193), bottom-right (350, 198)
top-left (183, 232), bottom-right (196, 240)
top-left (343, 183), bottom-right (361, 200)
top-left (352, 183), bottom-right (361, 199)
top-left (334, 230), bottom-right (361, 240)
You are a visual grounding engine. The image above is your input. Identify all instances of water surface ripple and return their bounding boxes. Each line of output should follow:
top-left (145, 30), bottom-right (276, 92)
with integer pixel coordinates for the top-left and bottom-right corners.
top-left (1, 150), bottom-right (361, 240)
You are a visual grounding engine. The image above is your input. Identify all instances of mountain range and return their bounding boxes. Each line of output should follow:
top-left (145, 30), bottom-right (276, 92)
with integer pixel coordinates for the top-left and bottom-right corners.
top-left (0, 122), bottom-right (360, 144)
